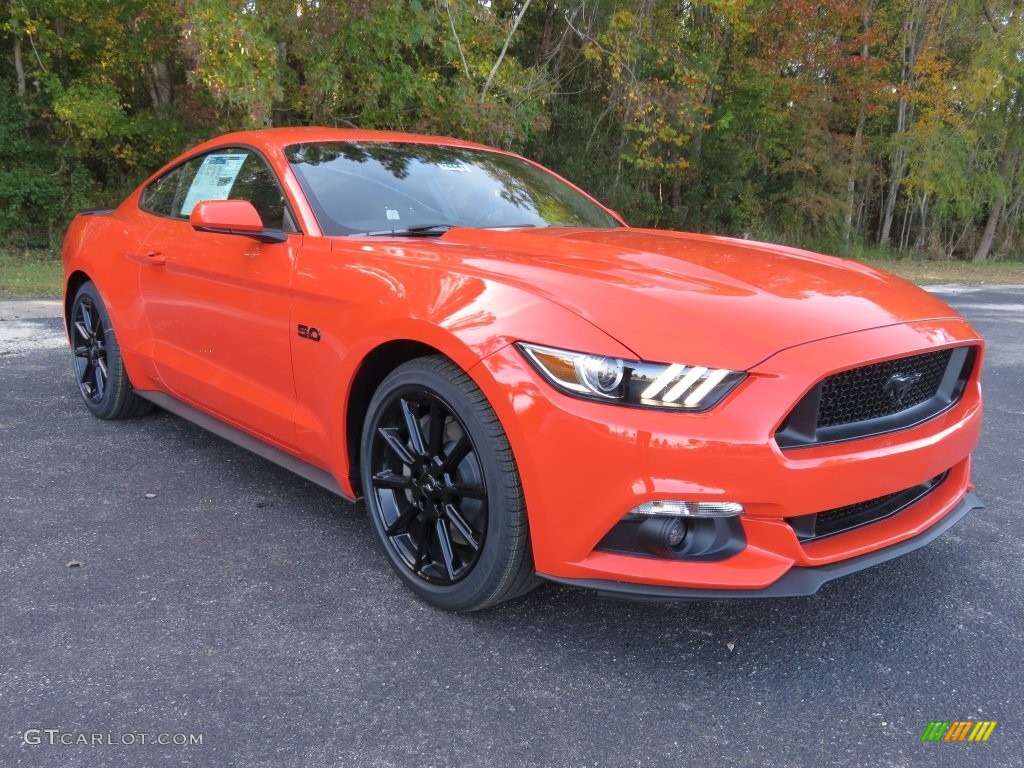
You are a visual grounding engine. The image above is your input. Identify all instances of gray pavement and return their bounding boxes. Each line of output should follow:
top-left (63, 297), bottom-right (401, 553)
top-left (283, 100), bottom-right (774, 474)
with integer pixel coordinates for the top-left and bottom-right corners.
top-left (0, 287), bottom-right (1021, 767)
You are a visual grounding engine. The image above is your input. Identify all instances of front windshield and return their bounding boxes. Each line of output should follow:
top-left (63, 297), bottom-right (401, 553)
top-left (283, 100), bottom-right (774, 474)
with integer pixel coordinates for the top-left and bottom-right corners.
top-left (284, 141), bottom-right (620, 235)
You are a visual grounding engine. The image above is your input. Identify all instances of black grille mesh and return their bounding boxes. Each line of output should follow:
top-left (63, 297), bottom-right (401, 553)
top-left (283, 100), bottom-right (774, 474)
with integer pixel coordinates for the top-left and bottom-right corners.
top-left (793, 471), bottom-right (948, 541)
top-left (813, 490), bottom-right (906, 537)
top-left (817, 349), bottom-right (953, 428)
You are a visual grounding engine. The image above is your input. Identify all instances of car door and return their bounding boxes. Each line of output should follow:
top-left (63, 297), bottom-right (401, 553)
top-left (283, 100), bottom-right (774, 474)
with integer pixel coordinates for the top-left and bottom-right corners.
top-left (137, 146), bottom-right (299, 449)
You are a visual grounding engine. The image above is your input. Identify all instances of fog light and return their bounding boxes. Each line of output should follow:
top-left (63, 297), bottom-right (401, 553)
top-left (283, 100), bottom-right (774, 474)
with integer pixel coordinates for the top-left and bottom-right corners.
top-left (665, 518), bottom-right (687, 547)
top-left (598, 510), bottom-right (747, 562)
top-left (638, 516), bottom-right (691, 558)
top-left (629, 500), bottom-right (744, 518)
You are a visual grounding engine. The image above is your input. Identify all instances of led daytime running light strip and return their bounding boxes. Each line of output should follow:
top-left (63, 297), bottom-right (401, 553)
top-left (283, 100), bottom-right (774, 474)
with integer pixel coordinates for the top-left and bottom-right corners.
top-left (642, 365), bottom-right (732, 406)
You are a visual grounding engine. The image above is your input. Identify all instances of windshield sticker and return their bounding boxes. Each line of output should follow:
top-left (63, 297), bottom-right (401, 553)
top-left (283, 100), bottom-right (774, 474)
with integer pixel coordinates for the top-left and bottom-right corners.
top-left (180, 153), bottom-right (248, 216)
top-left (386, 209), bottom-right (401, 220)
top-left (438, 161), bottom-right (469, 173)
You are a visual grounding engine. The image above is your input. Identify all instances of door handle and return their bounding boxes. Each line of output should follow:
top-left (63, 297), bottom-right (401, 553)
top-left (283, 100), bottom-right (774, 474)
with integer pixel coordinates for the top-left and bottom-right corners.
top-left (127, 250), bottom-right (166, 266)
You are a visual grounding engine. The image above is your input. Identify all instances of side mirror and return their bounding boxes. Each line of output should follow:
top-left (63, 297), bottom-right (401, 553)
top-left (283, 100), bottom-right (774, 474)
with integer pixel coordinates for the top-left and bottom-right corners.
top-left (189, 200), bottom-right (287, 243)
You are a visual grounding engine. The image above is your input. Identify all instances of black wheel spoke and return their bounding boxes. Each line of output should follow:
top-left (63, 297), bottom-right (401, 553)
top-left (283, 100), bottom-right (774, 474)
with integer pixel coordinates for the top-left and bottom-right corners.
top-left (79, 302), bottom-right (94, 335)
top-left (414, 523), bottom-right (432, 572)
top-left (446, 481), bottom-right (485, 500)
top-left (427, 399), bottom-right (445, 455)
top-left (439, 434), bottom-right (471, 473)
top-left (74, 320), bottom-right (92, 342)
top-left (400, 398), bottom-right (427, 456)
top-left (371, 469), bottom-right (415, 492)
top-left (436, 519), bottom-right (457, 580)
top-left (386, 501), bottom-right (421, 536)
top-left (93, 365), bottom-right (105, 400)
top-left (444, 503), bottom-right (481, 551)
top-left (378, 426), bottom-right (417, 466)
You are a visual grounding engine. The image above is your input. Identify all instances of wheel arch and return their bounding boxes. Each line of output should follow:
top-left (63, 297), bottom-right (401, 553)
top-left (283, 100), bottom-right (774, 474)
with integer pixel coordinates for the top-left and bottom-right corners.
top-left (63, 270), bottom-right (94, 333)
top-left (345, 339), bottom-right (459, 496)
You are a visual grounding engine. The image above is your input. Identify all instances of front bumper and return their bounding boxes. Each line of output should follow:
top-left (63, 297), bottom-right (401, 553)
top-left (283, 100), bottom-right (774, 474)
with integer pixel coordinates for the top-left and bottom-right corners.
top-left (473, 317), bottom-right (984, 595)
top-left (541, 491), bottom-right (983, 601)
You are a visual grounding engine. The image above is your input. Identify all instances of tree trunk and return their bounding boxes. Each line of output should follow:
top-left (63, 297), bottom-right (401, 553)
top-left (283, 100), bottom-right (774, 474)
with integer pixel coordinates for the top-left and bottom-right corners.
top-left (480, 0), bottom-right (532, 105)
top-left (914, 191), bottom-right (929, 252)
top-left (973, 142), bottom-right (1016, 261)
top-left (880, 140), bottom-right (907, 246)
top-left (845, 11), bottom-right (870, 241)
top-left (272, 42), bottom-right (287, 126)
top-left (880, 0), bottom-right (927, 246)
top-left (154, 60), bottom-right (172, 106)
top-left (845, 108), bottom-right (867, 241)
top-left (973, 198), bottom-right (1004, 262)
top-left (13, 19), bottom-right (26, 97)
top-left (150, 59), bottom-right (172, 110)
top-left (539, 2), bottom-right (557, 66)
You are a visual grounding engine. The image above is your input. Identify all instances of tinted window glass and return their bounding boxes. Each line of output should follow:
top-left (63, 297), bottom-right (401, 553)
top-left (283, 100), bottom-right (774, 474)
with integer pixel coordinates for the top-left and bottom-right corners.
top-left (285, 142), bottom-right (619, 235)
top-left (229, 156), bottom-right (287, 229)
top-left (141, 148), bottom-right (290, 230)
top-left (140, 163), bottom-right (196, 217)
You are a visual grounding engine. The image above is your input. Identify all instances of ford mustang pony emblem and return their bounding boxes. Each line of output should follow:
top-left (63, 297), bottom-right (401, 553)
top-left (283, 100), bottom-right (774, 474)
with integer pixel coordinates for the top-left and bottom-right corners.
top-left (884, 371), bottom-right (924, 405)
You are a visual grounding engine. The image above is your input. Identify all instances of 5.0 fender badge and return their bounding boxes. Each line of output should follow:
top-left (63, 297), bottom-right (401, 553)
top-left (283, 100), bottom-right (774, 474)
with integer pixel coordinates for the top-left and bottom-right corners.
top-left (297, 324), bottom-right (321, 342)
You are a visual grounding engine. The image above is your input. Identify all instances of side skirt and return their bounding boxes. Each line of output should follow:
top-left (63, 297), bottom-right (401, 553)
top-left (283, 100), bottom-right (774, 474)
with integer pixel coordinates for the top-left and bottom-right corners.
top-left (137, 390), bottom-right (356, 502)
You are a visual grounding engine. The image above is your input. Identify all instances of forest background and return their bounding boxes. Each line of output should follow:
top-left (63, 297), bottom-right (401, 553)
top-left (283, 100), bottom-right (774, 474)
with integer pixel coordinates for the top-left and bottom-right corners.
top-left (2, 0), bottom-right (1023, 269)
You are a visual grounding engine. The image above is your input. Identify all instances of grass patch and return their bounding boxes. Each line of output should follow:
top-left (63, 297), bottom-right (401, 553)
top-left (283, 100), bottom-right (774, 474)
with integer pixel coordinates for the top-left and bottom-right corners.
top-left (850, 255), bottom-right (1024, 285)
top-left (0, 248), bottom-right (63, 297)
top-left (809, 238), bottom-right (1024, 285)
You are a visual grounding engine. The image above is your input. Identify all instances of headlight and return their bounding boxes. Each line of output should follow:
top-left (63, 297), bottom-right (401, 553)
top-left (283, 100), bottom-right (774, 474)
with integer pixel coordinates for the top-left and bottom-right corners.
top-left (516, 342), bottom-right (745, 411)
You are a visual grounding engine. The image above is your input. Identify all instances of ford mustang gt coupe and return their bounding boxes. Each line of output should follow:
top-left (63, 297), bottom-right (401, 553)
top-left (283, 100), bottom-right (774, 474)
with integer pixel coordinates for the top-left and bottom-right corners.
top-left (62, 127), bottom-right (984, 611)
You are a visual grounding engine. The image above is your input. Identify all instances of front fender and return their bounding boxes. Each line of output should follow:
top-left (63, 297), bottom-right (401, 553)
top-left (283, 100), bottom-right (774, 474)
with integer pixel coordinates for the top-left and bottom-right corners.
top-left (288, 242), bottom-right (633, 496)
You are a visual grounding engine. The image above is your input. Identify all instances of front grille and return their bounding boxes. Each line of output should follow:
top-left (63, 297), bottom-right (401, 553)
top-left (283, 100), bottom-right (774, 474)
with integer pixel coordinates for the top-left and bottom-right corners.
top-left (789, 471), bottom-right (948, 542)
top-left (817, 349), bottom-right (951, 427)
top-left (775, 346), bottom-right (975, 449)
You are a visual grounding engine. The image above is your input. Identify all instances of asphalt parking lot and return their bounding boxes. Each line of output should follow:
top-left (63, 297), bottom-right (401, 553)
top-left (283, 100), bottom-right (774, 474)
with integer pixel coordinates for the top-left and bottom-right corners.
top-left (1, 286), bottom-right (1021, 767)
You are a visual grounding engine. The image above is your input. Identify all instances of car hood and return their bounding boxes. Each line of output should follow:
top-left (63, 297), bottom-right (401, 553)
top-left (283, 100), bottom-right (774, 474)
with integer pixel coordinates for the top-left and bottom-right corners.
top-left (430, 227), bottom-right (960, 370)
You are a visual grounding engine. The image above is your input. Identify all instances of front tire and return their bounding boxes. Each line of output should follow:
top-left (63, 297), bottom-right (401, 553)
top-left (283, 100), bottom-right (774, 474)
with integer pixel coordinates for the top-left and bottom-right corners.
top-left (69, 282), bottom-right (152, 420)
top-left (361, 356), bottom-right (538, 611)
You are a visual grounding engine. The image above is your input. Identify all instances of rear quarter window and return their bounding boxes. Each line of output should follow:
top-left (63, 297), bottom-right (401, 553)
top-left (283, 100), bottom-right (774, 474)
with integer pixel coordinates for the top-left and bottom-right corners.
top-left (140, 162), bottom-right (199, 218)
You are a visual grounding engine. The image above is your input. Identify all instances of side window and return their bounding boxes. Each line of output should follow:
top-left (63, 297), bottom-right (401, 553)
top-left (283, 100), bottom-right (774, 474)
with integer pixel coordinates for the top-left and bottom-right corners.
top-left (140, 148), bottom-right (293, 231)
top-left (228, 156), bottom-right (287, 230)
top-left (140, 163), bottom-right (193, 217)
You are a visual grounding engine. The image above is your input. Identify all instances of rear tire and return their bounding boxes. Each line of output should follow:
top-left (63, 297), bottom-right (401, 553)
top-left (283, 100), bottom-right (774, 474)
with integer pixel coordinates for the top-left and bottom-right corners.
top-left (361, 356), bottom-right (539, 611)
top-left (69, 282), bottom-right (152, 420)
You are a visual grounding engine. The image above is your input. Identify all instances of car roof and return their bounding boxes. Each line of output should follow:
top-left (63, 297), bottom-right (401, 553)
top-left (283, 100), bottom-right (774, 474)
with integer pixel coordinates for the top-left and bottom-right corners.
top-left (188, 127), bottom-right (498, 157)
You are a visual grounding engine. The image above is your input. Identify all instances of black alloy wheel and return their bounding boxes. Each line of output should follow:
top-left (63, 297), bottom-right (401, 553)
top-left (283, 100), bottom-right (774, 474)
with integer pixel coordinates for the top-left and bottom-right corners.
top-left (69, 282), bottom-right (152, 420)
top-left (71, 293), bottom-right (108, 405)
top-left (361, 356), bottom-right (538, 611)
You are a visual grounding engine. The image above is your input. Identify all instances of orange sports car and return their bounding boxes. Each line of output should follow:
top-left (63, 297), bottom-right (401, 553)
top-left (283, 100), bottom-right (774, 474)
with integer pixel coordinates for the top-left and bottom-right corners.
top-left (62, 127), bottom-right (984, 610)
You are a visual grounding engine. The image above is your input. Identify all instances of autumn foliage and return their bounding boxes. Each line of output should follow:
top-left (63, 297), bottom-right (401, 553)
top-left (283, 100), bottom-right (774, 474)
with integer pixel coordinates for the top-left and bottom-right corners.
top-left (2, 0), bottom-right (1022, 261)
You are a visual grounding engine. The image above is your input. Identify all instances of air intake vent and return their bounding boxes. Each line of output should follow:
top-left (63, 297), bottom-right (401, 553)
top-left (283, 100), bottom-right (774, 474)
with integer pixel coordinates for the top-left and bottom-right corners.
top-left (789, 471), bottom-right (948, 542)
top-left (776, 347), bottom-right (975, 449)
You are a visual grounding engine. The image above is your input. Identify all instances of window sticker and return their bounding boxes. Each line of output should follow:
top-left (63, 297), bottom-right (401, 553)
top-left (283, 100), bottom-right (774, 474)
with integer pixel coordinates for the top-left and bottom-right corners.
top-left (180, 153), bottom-right (248, 216)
